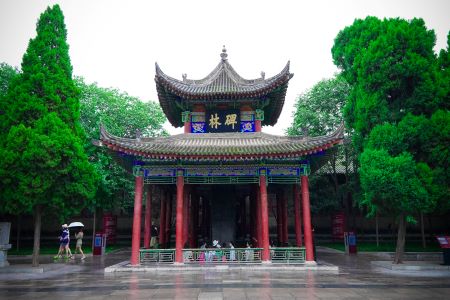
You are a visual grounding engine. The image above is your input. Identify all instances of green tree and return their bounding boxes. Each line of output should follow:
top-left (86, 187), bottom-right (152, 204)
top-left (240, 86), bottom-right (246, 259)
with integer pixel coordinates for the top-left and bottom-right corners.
top-left (332, 17), bottom-right (447, 263)
top-left (287, 76), bottom-right (358, 220)
top-left (0, 5), bottom-right (96, 267)
top-left (76, 78), bottom-right (167, 215)
top-left (0, 63), bottom-right (18, 98)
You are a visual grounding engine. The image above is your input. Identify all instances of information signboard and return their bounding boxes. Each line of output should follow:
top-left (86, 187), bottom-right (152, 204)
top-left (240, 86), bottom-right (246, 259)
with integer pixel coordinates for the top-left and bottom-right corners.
top-left (103, 213), bottom-right (117, 244)
top-left (436, 236), bottom-right (450, 249)
top-left (206, 110), bottom-right (240, 133)
top-left (332, 212), bottom-right (345, 241)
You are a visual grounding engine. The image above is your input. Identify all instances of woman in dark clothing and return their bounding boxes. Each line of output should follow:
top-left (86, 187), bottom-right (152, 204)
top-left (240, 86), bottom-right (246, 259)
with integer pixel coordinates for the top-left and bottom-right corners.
top-left (54, 224), bottom-right (73, 259)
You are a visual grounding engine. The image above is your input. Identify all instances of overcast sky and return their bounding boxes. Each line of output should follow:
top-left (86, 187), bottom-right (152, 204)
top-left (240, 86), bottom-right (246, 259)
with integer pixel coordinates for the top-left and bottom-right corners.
top-left (1, 0), bottom-right (449, 135)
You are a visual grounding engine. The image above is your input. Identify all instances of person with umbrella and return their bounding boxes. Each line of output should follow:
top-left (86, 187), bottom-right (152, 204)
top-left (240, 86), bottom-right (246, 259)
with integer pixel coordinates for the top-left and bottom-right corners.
top-left (69, 222), bottom-right (86, 260)
top-left (74, 228), bottom-right (86, 260)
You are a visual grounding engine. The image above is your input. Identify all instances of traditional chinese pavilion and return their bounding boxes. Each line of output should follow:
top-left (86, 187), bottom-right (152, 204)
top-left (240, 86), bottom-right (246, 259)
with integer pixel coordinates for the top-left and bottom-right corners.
top-left (98, 47), bottom-right (344, 265)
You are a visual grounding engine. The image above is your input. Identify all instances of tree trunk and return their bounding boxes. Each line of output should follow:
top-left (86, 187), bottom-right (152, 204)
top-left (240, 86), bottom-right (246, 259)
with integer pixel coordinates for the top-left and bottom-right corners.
top-left (375, 211), bottom-right (379, 247)
top-left (92, 208), bottom-right (96, 252)
top-left (427, 214), bottom-right (433, 241)
top-left (393, 213), bottom-right (406, 264)
top-left (16, 215), bottom-right (21, 251)
top-left (420, 212), bottom-right (426, 248)
top-left (32, 205), bottom-right (42, 267)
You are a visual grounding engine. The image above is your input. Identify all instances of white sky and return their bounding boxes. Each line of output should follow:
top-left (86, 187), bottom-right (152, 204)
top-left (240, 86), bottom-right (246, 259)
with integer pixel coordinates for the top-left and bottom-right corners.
top-left (0, 0), bottom-right (448, 135)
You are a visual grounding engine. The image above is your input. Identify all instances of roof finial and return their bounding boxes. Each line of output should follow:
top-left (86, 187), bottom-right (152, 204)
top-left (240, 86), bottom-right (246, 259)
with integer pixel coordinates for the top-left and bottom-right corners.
top-left (260, 71), bottom-right (265, 80)
top-left (220, 45), bottom-right (228, 61)
top-left (182, 73), bottom-right (187, 82)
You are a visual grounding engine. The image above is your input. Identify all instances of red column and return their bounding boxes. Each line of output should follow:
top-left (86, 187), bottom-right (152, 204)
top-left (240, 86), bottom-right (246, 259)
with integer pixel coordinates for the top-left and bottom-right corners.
top-left (240, 196), bottom-right (246, 238)
top-left (282, 191), bottom-right (289, 245)
top-left (130, 176), bottom-right (143, 265)
top-left (183, 186), bottom-right (189, 246)
top-left (302, 175), bottom-right (314, 262)
top-left (201, 197), bottom-right (206, 239)
top-left (184, 122), bottom-right (191, 133)
top-left (190, 193), bottom-right (198, 247)
top-left (250, 192), bottom-right (256, 243)
top-left (294, 184), bottom-right (303, 247)
top-left (144, 185), bottom-right (152, 249)
top-left (165, 191), bottom-right (171, 246)
top-left (277, 193), bottom-right (282, 245)
top-left (159, 188), bottom-right (166, 248)
top-left (260, 175), bottom-right (270, 262)
top-left (255, 120), bottom-right (262, 132)
top-left (256, 188), bottom-right (262, 248)
top-left (175, 174), bottom-right (184, 263)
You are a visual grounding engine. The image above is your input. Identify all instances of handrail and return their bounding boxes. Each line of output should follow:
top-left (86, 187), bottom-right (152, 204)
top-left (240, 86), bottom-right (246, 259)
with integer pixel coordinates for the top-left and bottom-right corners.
top-left (139, 247), bottom-right (305, 264)
top-left (271, 247), bottom-right (305, 264)
top-left (182, 248), bottom-right (263, 263)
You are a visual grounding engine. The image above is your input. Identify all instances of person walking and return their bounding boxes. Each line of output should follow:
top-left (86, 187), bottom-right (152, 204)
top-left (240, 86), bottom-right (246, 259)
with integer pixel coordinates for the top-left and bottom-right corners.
top-left (74, 228), bottom-right (86, 260)
top-left (54, 224), bottom-right (73, 259)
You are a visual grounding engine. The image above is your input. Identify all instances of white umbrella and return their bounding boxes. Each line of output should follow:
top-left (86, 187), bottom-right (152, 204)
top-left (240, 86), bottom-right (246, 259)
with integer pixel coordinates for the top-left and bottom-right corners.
top-left (68, 222), bottom-right (84, 228)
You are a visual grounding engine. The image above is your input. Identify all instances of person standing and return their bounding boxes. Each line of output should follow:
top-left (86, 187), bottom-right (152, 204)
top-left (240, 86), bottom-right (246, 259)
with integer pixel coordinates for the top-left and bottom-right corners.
top-left (151, 222), bottom-right (158, 248)
top-left (229, 241), bottom-right (236, 261)
top-left (75, 229), bottom-right (86, 260)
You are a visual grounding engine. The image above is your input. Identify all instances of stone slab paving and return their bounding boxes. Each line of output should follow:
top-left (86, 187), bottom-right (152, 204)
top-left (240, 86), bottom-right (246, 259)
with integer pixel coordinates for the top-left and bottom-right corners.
top-left (371, 260), bottom-right (450, 270)
top-left (0, 248), bottom-right (449, 299)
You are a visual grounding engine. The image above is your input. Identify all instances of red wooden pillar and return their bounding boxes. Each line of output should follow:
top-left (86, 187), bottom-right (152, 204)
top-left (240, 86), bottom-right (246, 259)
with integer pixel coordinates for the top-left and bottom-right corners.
top-left (294, 184), bottom-right (303, 247)
top-left (183, 112), bottom-right (191, 133)
top-left (255, 120), bottom-right (262, 132)
top-left (144, 185), bottom-right (152, 249)
top-left (255, 186), bottom-right (262, 247)
top-left (250, 191), bottom-right (256, 243)
top-left (165, 191), bottom-right (172, 246)
top-left (282, 191), bottom-right (289, 245)
top-left (240, 196), bottom-right (246, 238)
top-left (276, 192), bottom-right (282, 245)
top-left (175, 173), bottom-right (184, 263)
top-left (302, 175), bottom-right (314, 262)
top-left (191, 193), bottom-right (199, 247)
top-left (183, 186), bottom-right (189, 246)
top-left (159, 188), bottom-right (166, 249)
top-left (259, 174), bottom-right (270, 262)
top-left (201, 197), bottom-right (206, 239)
top-left (130, 175), bottom-right (143, 265)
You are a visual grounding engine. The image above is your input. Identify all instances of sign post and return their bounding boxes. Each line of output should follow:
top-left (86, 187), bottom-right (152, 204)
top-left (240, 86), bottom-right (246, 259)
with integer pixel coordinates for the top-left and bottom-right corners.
top-left (436, 236), bottom-right (450, 265)
top-left (332, 212), bottom-right (345, 242)
top-left (93, 232), bottom-right (106, 255)
top-left (344, 231), bottom-right (357, 254)
top-left (103, 213), bottom-right (117, 245)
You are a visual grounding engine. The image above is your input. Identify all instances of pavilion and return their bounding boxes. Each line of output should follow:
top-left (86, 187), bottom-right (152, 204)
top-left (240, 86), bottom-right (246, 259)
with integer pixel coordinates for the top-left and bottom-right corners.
top-left (97, 47), bottom-right (344, 265)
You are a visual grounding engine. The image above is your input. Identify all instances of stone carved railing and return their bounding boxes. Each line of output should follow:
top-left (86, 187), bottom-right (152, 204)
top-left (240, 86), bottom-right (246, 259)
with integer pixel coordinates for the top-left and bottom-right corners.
top-left (139, 247), bottom-right (305, 265)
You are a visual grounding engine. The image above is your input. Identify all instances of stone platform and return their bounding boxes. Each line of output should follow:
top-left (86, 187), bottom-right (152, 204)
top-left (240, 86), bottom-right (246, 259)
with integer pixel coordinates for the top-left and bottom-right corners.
top-left (105, 260), bottom-right (339, 273)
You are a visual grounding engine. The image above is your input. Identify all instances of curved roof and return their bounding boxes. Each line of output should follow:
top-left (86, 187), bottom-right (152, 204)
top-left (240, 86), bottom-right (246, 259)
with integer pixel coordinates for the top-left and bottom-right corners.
top-left (98, 123), bottom-right (344, 162)
top-left (155, 47), bottom-right (293, 127)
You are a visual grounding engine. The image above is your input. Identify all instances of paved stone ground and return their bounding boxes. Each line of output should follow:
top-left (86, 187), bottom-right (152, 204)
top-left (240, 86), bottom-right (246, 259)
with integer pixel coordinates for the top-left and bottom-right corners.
top-left (0, 247), bottom-right (449, 299)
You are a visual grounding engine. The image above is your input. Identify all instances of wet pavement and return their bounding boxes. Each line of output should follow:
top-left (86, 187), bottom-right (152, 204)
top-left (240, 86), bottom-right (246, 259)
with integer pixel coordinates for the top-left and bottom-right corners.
top-left (0, 247), bottom-right (449, 299)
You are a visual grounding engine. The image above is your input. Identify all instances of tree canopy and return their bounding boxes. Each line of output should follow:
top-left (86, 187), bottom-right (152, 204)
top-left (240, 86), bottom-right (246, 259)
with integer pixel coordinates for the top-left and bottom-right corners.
top-left (287, 76), bottom-right (357, 215)
top-left (332, 16), bottom-right (449, 263)
top-left (0, 63), bottom-right (18, 99)
top-left (0, 5), bottom-right (96, 266)
top-left (76, 77), bottom-right (167, 212)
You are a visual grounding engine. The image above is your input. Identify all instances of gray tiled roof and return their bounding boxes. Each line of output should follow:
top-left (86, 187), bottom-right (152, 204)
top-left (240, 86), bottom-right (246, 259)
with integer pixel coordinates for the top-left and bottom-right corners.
top-left (99, 124), bottom-right (344, 161)
top-left (155, 60), bottom-right (292, 96)
top-left (155, 47), bottom-right (293, 127)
